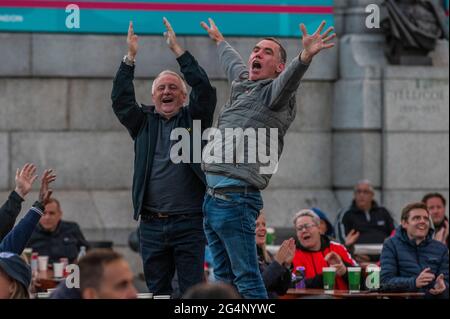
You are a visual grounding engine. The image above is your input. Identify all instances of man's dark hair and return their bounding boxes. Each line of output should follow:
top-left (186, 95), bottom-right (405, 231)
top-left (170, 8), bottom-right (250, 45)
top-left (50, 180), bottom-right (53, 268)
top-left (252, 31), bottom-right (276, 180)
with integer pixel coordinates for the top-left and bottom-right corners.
top-left (263, 37), bottom-right (287, 64)
top-left (46, 197), bottom-right (61, 210)
top-left (401, 202), bottom-right (429, 222)
top-left (422, 193), bottom-right (446, 207)
top-left (78, 249), bottom-right (123, 291)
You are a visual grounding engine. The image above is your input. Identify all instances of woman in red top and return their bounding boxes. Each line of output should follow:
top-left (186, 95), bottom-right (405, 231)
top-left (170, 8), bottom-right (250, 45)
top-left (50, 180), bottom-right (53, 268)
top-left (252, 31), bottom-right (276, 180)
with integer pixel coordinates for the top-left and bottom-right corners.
top-left (292, 209), bottom-right (358, 290)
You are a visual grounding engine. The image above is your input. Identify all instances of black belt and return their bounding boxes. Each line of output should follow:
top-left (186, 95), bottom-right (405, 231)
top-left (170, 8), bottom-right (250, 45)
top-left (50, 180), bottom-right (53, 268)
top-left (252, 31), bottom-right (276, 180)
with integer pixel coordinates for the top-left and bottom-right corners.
top-left (206, 186), bottom-right (259, 200)
top-left (140, 210), bottom-right (202, 221)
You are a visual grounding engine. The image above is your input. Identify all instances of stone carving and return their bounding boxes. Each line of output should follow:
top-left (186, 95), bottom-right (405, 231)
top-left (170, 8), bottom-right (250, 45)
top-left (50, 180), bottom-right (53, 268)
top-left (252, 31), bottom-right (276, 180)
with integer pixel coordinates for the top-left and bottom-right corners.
top-left (381, 0), bottom-right (449, 65)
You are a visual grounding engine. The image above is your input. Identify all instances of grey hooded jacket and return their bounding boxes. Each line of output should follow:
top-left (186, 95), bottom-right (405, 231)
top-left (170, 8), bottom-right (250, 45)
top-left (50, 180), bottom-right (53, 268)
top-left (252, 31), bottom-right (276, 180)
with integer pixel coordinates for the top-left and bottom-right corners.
top-left (202, 41), bottom-right (309, 189)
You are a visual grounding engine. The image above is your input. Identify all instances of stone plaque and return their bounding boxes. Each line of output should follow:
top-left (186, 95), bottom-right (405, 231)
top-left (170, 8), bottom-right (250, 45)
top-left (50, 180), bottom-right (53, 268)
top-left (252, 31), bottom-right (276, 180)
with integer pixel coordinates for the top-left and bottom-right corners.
top-left (384, 78), bottom-right (449, 131)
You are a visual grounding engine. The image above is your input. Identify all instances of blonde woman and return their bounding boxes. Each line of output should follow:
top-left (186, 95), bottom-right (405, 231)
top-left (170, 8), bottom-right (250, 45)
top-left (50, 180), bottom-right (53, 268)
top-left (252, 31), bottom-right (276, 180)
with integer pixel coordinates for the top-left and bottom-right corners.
top-left (256, 212), bottom-right (295, 298)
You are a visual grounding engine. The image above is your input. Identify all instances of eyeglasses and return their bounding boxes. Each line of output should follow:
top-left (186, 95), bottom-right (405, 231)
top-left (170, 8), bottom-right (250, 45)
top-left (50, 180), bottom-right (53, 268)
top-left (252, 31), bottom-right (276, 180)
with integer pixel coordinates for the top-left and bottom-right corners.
top-left (296, 223), bottom-right (316, 232)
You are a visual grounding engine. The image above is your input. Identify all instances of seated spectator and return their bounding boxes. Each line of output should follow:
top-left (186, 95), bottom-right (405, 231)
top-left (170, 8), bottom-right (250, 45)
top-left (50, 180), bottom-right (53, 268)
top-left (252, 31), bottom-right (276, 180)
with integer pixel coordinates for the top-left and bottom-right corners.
top-left (51, 249), bottom-right (137, 299)
top-left (27, 197), bottom-right (89, 264)
top-left (292, 209), bottom-right (358, 290)
top-left (0, 163), bottom-right (37, 241)
top-left (183, 282), bottom-right (241, 299)
top-left (256, 212), bottom-right (294, 298)
top-left (380, 202), bottom-right (448, 298)
top-left (336, 180), bottom-right (395, 262)
top-left (311, 207), bottom-right (335, 239)
top-left (422, 193), bottom-right (448, 247)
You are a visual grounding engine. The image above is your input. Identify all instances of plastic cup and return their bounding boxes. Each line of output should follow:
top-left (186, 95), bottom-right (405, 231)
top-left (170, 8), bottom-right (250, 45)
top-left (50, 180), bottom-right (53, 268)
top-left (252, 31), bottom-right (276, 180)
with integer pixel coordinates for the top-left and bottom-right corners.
top-left (38, 256), bottom-right (49, 272)
top-left (53, 262), bottom-right (64, 278)
top-left (347, 267), bottom-right (361, 293)
top-left (266, 227), bottom-right (276, 245)
top-left (365, 264), bottom-right (380, 290)
top-left (322, 267), bottom-right (336, 293)
top-left (23, 248), bottom-right (33, 264)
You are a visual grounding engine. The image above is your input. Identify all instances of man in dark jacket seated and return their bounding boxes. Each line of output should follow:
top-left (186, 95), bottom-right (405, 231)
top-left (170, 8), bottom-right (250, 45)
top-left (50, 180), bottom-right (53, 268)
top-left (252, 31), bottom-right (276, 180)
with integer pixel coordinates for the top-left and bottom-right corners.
top-left (422, 192), bottom-right (448, 247)
top-left (27, 197), bottom-right (89, 264)
top-left (380, 202), bottom-right (448, 298)
top-left (338, 180), bottom-right (395, 262)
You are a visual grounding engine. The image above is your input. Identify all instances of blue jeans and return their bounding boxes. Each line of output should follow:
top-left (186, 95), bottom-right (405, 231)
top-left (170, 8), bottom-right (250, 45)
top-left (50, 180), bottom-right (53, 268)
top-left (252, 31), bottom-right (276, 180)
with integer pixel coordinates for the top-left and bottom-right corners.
top-left (203, 191), bottom-right (267, 299)
top-left (139, 213), bottom-right (205, 296)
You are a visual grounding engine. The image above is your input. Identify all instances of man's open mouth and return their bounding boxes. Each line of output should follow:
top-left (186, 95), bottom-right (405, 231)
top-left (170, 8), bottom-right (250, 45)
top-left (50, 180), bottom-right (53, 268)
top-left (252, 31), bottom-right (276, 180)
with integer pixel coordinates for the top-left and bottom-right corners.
top-left (302, 234), bottom-right (311, 241)
top-left (252, 60), bottom-right (262, 70)
top-left (162, 97), bottom-right (174, 104)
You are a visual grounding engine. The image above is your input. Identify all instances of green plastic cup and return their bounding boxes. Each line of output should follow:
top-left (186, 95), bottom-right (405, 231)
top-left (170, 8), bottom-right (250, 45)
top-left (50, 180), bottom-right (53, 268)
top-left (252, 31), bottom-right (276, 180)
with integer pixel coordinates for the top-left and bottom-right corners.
top-left (347, 267), bottom-right (361, 293)
top-left (322, 267), bottom-right (336, 293)
top-left (266, 227), bottom-right (275, 245)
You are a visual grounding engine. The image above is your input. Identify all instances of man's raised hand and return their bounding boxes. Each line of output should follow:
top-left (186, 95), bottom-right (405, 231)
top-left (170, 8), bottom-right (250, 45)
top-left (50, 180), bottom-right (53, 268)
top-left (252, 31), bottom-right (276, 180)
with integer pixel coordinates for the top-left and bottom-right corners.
top-left (345, 229), bottom-right (360, 247)
top-left (15, 163), bottom-right (38, 199)
top-left (39, 169), bottom-right (56, 206)
top-left (299, 20), bottom-right (336, 64)
top-left (200, 18), bottom-right (224, 45)
top-left (127, 21), bottom-right (138, 60)
top-left (163, 17), bottom-right (185, 57)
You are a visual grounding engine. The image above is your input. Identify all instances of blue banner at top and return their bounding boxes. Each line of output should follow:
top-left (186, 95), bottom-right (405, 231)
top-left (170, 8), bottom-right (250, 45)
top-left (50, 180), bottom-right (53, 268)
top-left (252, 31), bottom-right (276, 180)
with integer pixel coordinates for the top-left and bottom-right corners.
top-left (0, 0), bottom-right (334, 37)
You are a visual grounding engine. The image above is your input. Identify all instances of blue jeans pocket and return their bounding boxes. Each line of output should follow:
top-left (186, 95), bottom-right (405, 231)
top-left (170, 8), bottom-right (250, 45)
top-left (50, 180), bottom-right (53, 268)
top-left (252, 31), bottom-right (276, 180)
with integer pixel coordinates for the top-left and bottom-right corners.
top-left (211, 193), bottom-right (242, 208)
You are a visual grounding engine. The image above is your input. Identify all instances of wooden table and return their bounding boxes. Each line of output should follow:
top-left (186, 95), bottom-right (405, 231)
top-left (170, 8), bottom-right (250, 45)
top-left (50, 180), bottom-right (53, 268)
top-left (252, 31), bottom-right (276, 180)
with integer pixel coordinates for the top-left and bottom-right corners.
top-left (37, 270), bottom-right (63, 291)
top-left (283, 288), bottom-right (425, 299)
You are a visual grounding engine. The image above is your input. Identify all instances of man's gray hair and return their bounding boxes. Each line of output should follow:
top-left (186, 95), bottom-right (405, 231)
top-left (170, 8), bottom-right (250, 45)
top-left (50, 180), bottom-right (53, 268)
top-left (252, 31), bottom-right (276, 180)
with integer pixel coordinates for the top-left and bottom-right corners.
top-left (151, 70), bottom-right (187, 95)
top-left (292, 209), bottom-right (321, 227)
top-left (354, 179), bottom-right (374, 193)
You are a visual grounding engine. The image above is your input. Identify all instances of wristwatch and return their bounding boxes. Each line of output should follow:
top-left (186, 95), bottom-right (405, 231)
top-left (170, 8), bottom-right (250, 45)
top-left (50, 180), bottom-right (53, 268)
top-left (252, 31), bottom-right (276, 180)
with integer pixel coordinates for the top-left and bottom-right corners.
top-left (123, 54), bottom-right (135, 66)
top-left (32, 200), bottom-right (45, 212)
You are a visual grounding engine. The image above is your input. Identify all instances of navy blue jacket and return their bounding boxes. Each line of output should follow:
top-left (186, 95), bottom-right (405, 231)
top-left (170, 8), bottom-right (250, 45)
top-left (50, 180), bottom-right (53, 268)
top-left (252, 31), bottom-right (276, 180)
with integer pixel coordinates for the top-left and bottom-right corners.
top-left (0, 205), bottom-right (44, 254)
top-left (0, 191), bottom-right (24, 241)
top-left (50, 281), bottom-right (82, 299)
top-left (27, 221), bottom-right (89, 264)
top-left (381, 225), bottom-right (449, 297)
top-left (111, 51), bottom-right (216, 220)
top-left (342, 200), bottom-right (395, 244)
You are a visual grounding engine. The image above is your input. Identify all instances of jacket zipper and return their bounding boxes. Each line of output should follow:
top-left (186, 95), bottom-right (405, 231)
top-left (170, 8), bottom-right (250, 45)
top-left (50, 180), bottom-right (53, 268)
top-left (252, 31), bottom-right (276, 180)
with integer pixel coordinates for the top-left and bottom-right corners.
top-left (139, 117), bottom-right (154, 215)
